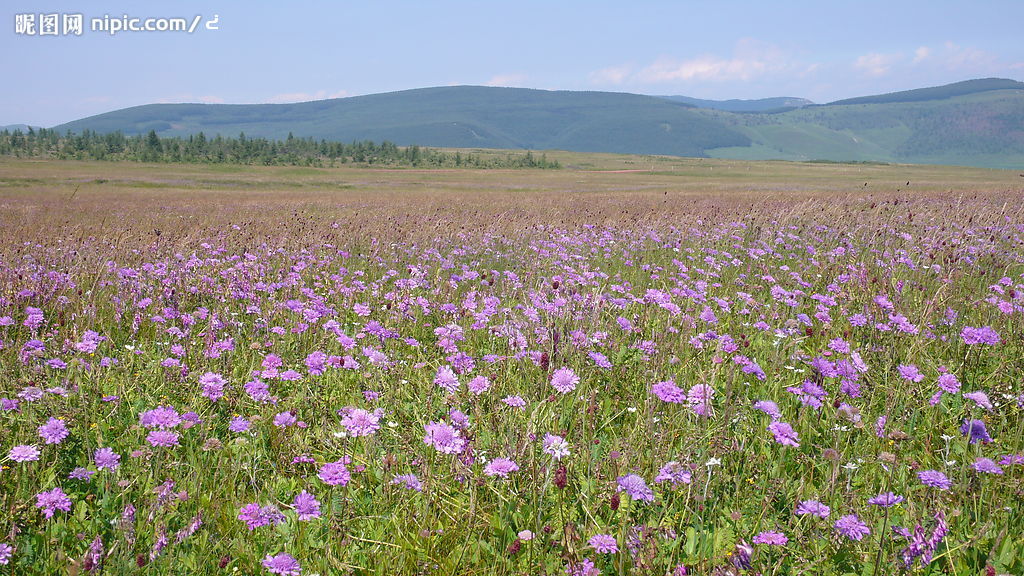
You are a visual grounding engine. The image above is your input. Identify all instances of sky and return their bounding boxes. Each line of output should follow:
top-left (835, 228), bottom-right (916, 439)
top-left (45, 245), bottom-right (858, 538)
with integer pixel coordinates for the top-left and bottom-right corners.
top-left (3, 0), bottom-right (1024, 127)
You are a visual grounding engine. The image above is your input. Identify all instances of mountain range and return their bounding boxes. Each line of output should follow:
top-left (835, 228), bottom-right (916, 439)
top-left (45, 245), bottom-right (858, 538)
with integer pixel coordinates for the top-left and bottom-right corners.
top-left (50, 78), bottom-right (1024, 168)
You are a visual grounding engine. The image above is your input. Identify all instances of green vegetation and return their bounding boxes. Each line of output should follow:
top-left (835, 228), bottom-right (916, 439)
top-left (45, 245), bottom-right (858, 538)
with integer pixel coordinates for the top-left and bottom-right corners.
top-left (0, 128), bottom-right (560, 168)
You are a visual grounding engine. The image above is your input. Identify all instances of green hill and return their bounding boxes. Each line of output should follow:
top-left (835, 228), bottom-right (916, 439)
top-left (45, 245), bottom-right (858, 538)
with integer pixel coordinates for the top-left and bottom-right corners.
top-left (54, 87), bottom-right (750, 157)
top-left (659, 95), bottom-right (814, 112)
top-left (52, 80), bottom-right (1024, 168)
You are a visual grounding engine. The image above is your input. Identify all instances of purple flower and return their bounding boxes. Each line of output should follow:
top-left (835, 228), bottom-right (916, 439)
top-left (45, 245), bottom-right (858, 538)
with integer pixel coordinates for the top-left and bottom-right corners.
top-left (898, 364), bottom-right (924, 383)
top-left (767, 421), bottom-right (800, 447)
top-left (434, 365), bottom-right (460, 393)
top-left (293, 490), bottom-right (321, 520)
top-left (262, 553), bottom-right (301, 575)
top-left (998, 454), bottom-right (1024, 467)
top-left (588, 534), bottom-right (618, 553)
top-left (502, 395), bottom-right (526, 408)
top-left (752, 531), bottom-right (788, 545)
top-left (616, 474), bottom-right (655, 502)
top-left (239, 504), bottom-right (286, 530)
top-left (795, 500), bottom-right (830, 518)
top-left (146, 430), bottom-right (180, 448)
top-left (69, 467), bottom-right (95, 481)
top-left (340, 407), bottom-right (381, 437)
top-left (139, 406), bottom-right (182, 429)
top-left (0, 542), bottom-right (12, 565)
top-left (36, 487), bottom-right (72, 518)
top-left (38, 417), bottom-right (69, 445)
top-left (834, 514), bottom-right (871, 541)
top-left (937, 373), bottom-right (960, 394)
top-left (973, 457), bottom-right (1003, 474)
top-left (484, 457), bottom-right (519, 478)
top-left (229, 416), bottom-right (251, 433)
top-left (94, 447), bottom-right (121, 471)
top-left (753, 400), bottom-right (782, 420)
top-left (962, 391), bottom-right (993, 410)
top-left (960, 326), bottom-right (1000, 345)
top-left (960, 419), bottom-right (992, 444)
top-left (467, 375), bottom-right (492, 395)
top-left (543, 433), bottom-right (571, 460)
top-left (867, 492), bottom-right (903, 507)
top-left (391, 474), bottom-right (423, 491)
top-left (917, 470), bottom-right (952, 490)
top-left (8, 444), bottom-right (40, 462)
top-left (318, 460), bottom-right (351, 486)
top-left (551, 367), bottom-right (579, 394)
top-left (687, 384), bottom-right (715, 416)
top-left (423, 421), bottom-right (465, 454)
top-left (199, 371), bottom-right (226, 402)
top-left (274, 411), bottom-right (298, 428)
top-left (654, 461), bottom-right (692, 486)
top-left (651, 380), bottom-right (687, 403)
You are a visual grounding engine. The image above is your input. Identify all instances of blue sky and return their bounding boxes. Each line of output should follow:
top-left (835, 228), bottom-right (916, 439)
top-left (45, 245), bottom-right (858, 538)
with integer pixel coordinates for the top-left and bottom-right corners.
top-left (4, 1), bottom-right (1023, 127)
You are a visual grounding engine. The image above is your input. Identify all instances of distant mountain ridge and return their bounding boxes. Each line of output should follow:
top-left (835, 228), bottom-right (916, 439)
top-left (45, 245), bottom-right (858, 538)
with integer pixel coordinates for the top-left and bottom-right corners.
top-left (658, 95), bottom-right (814, 112)
top-left (49, 78), bottom-right (1024, 168)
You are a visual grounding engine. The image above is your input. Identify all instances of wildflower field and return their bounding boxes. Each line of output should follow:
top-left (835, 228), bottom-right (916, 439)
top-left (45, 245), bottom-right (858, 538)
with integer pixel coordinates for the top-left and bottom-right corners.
top-left (0, 157), bottom-right (1022, 575)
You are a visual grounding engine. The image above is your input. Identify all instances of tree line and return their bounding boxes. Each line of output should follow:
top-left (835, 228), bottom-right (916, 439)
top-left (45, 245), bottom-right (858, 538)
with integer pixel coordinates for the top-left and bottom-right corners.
top-left (0, 128), bottom-right (561, 169)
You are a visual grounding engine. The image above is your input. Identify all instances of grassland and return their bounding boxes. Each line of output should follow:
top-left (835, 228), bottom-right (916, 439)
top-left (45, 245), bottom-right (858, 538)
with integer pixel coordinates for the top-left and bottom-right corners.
top-left (0, 156), bottom-right (1022, 575)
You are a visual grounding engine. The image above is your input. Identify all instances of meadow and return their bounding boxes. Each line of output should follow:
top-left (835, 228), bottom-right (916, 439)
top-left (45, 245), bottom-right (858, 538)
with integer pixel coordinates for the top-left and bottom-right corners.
top-left (0, 155), bottom-right (1022, 575)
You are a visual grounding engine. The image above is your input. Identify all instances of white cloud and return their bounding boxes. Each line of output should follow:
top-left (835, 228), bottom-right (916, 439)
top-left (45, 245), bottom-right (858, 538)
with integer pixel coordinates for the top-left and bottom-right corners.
top-left (589, 65), bottom-right (633, 85)
top-left (598, 39), bottom-right (801, 86)
top-left (912, 46), bottom-right (930, 64)
top-left (940, 41), bottom-right (996, 71)
top-left (198, 95), bottom-right (225, 104)
top-left (485, 74), bottom-right (528, 87)
top-left (853, 53), bottom-right (901, 77)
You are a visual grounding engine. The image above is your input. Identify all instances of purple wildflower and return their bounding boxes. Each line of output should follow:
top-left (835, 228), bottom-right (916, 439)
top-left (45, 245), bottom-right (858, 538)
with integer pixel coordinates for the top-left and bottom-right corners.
top-left (616, 474), bottom-right (655, 502)
top-left (973, 457), bottom-right (1003, 474)
top-left (768, 421), bottom-right (800, 447)
top-left (917, 470), bottom-right (952, 490)
top-left (962, 391), bottom-right (993, 410)
top-left (139, 406), bottom-right (182, 429)
top-left (0, 542), bottom-right (12, 565)
top-left (146, 430), bottom-right (180, 448)
top-left (588, 534), bottom-right (618, 553)
top-left (36, 487), bottom-right (72, 518)
top-left (960, 326), bottom-right (1000, 345)
top-left (69, 467), bottom-right (95, 481)
top-left (654, 461), bottom-right (692, 486)
top-left (898, 364), bottom-right (924, 383)
top-left (834, 514), bottom-right (871, 541)
top-left (868, 492), bottom-right (903, 507)
top-left (273, 411), bottom-right (298, 428)
top-left (484, 457), bottom-right (520, 478)
top-left (340, 407), bottom-right (381, 437)
top-left (8, 445), bottom-right (40, 462)
top-left (434, 365), bottom-right (460, 393)
top-left (502, 395), bottom-right (526, 408)
top-left (293, 490), bottom-right (321, 520)
top-left (651, 380), bottom-right (687, 403)
top-left (551, 367), bottom-right (579, 394)
top-left (94, 447), bottom-right (121, 470)
top-left (937, 373), bottom-right (960, 394)
top-left (262, 553), bottom-right (301, 575)
top-left (229, 416), bottom-right (251, 433)
top-left (423, 421), bottom-right (465, 454)
top-left (199, 371), bottom-right (227, 401)
top-left (686, 384), bottom-right (715, 416)
top-left (467, 375), bottom-right (491, 394)
top-left (961, 419), bottom-right (992, 444)
top-left (795, 500), bottom-right (830, 518)
top-left (753, 531), bottom-right (788, 545)
top-left (38, 417), bottom-right (70, 445)
top-left (543, 433), bottom-right (571, 460)
top-left (391, 474), bottom-right (423, 491)
top-left (753, 400), bottom-right (782, 420)
top-left (318, 460), bottom-right (351, 486)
